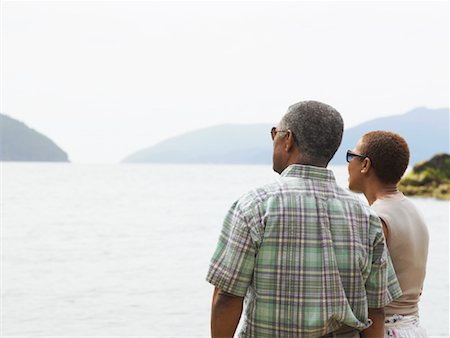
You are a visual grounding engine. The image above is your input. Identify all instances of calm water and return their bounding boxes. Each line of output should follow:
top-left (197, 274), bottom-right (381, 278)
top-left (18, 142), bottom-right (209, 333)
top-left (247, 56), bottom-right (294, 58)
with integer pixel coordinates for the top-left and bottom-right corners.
top-left (1, 163), bottom-right (449, 337)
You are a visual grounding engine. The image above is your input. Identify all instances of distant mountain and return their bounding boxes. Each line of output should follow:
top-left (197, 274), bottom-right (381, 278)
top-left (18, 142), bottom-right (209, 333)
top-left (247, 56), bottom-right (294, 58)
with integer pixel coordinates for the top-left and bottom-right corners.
top-left (334, 107), bottom-right (449, 165)
top-left (122, 107), bottom-right (449, 166)
top-left (0, 113), bottom-right (69, 162)
top-left (123, 124), bottom-right (273, 164)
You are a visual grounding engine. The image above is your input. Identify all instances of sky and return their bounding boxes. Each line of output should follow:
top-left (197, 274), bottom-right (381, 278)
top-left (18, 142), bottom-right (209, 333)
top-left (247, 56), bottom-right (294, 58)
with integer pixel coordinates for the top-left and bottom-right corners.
top-left (1, 1), bottom-right (449, 163)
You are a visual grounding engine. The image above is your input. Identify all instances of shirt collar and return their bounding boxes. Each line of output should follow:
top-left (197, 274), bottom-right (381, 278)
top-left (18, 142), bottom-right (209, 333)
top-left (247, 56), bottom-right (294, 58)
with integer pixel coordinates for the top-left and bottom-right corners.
top-left (280, 164), bottom-right (336, 181)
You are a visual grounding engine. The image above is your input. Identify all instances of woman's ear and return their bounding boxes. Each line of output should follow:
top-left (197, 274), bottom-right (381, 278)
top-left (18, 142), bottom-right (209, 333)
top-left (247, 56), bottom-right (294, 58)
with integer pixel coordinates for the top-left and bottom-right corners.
top-left (361, 157), bottom-right (372, 174)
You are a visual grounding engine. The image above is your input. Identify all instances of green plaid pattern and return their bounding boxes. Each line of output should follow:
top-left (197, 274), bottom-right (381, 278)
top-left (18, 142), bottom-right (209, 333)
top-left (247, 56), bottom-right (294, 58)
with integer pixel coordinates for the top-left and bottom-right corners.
top-left (207, 165), bottom-right (402, 337)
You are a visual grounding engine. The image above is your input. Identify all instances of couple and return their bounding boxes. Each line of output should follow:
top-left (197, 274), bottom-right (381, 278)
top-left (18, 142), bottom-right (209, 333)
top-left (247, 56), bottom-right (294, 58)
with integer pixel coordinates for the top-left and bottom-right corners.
top-left (206, 101), bottom-right (428, 338)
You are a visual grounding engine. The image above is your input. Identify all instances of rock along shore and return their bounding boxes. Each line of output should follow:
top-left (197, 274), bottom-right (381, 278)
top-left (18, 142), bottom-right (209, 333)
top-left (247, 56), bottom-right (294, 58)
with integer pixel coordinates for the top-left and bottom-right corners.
top-left (399, 153), bottom-right (450, 200)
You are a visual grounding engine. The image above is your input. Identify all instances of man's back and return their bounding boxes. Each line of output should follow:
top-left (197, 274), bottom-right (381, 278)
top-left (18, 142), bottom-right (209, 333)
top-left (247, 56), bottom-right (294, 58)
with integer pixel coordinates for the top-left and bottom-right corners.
top-left (207, 165), bottom-right (400, 337)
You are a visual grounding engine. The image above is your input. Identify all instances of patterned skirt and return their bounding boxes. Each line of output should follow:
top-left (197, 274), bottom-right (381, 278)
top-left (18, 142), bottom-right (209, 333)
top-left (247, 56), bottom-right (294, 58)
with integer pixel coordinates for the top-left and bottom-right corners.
top-left (385, 314), bottom-right (427, 338)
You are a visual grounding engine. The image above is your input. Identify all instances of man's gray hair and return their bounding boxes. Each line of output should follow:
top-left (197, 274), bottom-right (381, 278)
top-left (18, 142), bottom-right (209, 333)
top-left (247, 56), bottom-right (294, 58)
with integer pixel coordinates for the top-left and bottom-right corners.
top-left (280, 100), bottom-right (344, 164)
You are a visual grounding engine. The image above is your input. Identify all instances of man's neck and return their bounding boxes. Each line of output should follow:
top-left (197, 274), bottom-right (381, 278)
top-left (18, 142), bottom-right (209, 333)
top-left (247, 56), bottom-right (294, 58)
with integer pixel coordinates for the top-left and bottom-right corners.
top-left (293, 154), bottom-right (328, 168)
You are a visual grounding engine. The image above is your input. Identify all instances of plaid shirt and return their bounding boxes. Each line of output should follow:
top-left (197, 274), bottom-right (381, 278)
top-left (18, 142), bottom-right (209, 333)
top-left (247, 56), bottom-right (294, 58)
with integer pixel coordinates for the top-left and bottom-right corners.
top-left (207, 164), bottom-right (402, 337)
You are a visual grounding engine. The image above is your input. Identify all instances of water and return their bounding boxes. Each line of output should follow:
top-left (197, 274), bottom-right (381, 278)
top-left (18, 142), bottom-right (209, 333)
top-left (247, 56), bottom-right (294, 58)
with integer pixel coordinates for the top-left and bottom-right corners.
top-left (1, 163), bottom-right (448, 337)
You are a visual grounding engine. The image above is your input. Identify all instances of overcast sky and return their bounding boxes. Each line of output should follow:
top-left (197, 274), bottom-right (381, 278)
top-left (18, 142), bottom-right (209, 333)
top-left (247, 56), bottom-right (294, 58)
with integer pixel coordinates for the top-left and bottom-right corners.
top-left (2, 1), bottom-right (449, 163)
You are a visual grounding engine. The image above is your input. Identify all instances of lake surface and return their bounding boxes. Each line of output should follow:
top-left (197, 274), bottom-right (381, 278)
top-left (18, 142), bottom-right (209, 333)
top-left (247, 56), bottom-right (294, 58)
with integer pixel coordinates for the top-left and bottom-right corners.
top-left (1, 163), bottom-right (448, 337)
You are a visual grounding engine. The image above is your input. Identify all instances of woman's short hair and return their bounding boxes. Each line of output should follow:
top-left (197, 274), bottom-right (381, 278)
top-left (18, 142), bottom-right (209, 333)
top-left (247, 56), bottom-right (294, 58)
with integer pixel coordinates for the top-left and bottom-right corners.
top-left (361, 131), bottom-right (410, 184)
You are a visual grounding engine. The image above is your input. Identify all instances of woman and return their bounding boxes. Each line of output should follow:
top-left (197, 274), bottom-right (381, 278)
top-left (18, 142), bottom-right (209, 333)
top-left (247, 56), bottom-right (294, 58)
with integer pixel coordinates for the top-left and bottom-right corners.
top-left (347, 130), bottom-right (429, 338)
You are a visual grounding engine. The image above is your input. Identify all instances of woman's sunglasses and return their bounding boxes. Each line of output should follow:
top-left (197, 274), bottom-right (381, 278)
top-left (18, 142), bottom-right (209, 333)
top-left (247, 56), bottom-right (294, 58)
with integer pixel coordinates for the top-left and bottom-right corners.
top-left (346, 150), bottom-right (368, 163)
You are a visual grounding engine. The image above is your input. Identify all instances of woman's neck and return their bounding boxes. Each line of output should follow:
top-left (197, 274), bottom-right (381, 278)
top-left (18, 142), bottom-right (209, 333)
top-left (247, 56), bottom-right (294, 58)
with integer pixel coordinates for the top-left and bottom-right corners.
top-left (364, 181), bottom-right (398, 206)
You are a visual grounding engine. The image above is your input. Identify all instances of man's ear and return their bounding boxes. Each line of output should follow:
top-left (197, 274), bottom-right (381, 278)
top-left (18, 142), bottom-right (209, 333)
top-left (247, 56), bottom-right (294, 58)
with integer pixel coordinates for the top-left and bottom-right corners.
top-left (285, 130), bottom-right (295, 152)
top-left (361, 157), bottom-right (372, 174)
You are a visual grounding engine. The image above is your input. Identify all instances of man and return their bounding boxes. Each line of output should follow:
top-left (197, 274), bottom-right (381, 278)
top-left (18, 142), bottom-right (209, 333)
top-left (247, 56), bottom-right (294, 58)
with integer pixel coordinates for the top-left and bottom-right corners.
top-left (206, 100), bottom-right (401, 337)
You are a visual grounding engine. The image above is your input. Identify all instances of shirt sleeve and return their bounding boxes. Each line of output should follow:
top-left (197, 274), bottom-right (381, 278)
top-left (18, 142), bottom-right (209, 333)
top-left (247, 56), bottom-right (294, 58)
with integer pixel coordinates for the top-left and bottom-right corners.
top-left (386, 251), bottom-right (403, 301)
top-left (206, 200), bottom-right (256, 297)
top-left (365, 214), bottom-right (402, 308)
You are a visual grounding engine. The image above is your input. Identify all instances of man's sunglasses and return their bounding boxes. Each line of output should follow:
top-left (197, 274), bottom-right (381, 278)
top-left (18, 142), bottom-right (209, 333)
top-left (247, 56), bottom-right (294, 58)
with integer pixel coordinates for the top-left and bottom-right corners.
top-left (346, 150), bottom-right (368, 163)
top-left (270, 127), bottom-right (288, 140)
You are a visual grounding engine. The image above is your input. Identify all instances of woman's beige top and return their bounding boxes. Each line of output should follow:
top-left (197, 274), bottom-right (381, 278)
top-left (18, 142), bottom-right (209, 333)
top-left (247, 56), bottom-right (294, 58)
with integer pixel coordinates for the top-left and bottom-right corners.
top-left (372, 191), bottom-right (429, 316)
